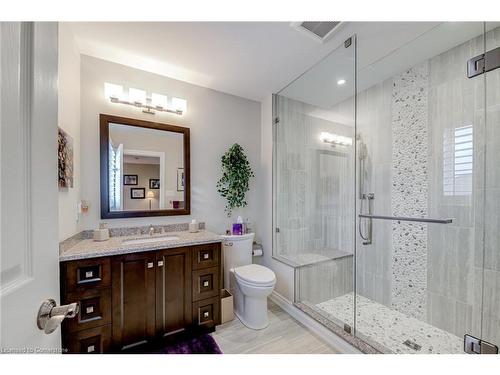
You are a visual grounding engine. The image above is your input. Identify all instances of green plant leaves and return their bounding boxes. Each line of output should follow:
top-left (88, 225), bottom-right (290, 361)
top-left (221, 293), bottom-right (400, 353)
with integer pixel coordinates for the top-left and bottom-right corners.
top-left (216, 143), bottom-right (255, 217)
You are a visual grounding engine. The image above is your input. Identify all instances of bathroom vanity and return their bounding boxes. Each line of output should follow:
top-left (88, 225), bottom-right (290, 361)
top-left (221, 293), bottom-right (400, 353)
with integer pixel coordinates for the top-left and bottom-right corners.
top-left (59, 230), bottom-right (222, 353)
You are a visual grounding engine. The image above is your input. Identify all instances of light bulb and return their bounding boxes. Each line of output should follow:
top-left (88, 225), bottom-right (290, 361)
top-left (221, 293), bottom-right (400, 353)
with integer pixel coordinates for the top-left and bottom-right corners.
top-left (152, 93), bottom-right (168, 109)
top-left (104, 82), bottom-right (123, 100)
top-left (129, 88), bottom-right (146, 104)
top-left (171, 97), bottom-right (187, 114)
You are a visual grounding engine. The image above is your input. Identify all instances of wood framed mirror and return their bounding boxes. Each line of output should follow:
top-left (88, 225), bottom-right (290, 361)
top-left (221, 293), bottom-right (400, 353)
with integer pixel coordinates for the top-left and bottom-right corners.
top-left (100, 114), bottom-right (190, 218)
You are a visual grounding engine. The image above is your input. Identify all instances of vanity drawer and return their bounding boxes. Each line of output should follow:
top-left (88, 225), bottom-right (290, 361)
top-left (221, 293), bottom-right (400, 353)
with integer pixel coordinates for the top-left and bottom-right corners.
top-left (192, 266), bottom-right (220, 302)
top-left (64, 258), bottom-right (111, 291)
top-left (192, 243), bottom-right (220, 270)
top-left (64, 288), bottom-right (111, 332)
top-left (192, 297), bottom-right (220, 328)
top-left (63, 324), bottom-right (111, 354)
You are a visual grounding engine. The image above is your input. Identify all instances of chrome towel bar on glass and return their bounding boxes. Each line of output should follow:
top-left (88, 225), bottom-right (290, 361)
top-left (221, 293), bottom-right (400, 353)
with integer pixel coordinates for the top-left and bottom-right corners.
top-left (358, 214), bottom-right (453, 224)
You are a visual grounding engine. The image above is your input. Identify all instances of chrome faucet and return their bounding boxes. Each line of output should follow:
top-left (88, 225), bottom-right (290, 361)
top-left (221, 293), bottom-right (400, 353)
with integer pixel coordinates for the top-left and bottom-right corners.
top-left (149, 225), bottom-right (155, 236)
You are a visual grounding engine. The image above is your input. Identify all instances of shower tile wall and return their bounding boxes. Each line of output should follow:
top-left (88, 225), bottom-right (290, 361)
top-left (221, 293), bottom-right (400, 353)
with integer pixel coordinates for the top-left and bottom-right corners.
top-left (275, 95), bottom-right (355, 304)
top-left (391, 63), bottom-right (429, 320)
top-left (275, 95), bottom-right (354, 261)
top-left (355, 80), bottom-right (393, 307)
top-left (426, 32), bottom-right (485, 338)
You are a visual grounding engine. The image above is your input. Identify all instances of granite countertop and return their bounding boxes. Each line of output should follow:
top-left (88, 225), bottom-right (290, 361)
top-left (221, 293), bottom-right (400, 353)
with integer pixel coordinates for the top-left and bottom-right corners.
top-left (59, 230), bottom-right (222, 262)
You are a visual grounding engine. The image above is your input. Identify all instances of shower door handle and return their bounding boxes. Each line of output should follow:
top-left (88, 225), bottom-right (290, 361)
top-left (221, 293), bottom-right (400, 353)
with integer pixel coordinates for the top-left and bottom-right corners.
top-left (358, 214), bottom-right (453, 224)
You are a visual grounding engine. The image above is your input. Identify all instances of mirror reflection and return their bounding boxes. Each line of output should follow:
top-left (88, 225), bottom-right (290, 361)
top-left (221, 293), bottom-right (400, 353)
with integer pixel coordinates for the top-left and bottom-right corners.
top-left (108, 123), bottom-right (185, 212)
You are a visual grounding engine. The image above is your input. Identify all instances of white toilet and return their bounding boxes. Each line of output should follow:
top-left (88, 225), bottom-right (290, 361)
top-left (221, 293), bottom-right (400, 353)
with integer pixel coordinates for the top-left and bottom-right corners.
top-left (222, 233), bottom-right (276, 330)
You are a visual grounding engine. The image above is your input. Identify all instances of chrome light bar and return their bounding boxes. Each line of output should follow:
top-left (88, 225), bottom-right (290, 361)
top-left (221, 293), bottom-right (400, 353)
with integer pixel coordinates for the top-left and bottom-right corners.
top-left (110, 96), bottom-right (183, 116)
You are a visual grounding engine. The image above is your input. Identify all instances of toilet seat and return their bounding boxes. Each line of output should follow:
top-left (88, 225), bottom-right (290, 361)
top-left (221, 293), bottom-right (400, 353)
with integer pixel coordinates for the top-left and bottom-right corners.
top-left (234, 264), bottom-right (276, 287)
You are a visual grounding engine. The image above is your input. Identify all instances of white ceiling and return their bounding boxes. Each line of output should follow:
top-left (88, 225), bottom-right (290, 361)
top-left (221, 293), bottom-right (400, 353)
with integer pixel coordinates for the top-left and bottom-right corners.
top-left (123, 155), bottom-right (160, 165)
top-left (68, 22), bottom-right (481, 102)
top-left (280, 22), bottom-right (488, 110)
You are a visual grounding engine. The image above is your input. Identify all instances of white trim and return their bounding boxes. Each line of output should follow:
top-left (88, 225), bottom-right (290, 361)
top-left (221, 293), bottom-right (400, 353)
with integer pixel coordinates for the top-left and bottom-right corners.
top-left (269, 291), bottom-right (362, 354)
top-left (0, 22), bottom-right (34, 295)
top-left (123, 148), bottom-right (165, 209)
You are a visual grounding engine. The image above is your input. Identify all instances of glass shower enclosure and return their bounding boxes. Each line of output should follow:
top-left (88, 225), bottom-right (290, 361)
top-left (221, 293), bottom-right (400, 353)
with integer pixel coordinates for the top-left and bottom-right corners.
top-left (273, 22), bottom-right (500, 354)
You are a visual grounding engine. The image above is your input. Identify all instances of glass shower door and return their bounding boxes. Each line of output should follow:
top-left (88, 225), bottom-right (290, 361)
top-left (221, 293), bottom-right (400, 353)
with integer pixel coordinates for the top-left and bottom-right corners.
top-left (272, 37), bottom-right (357, 336)
top-left (354, 22), bottom-right (492, 354)
top-left (481, 21), bottom-right (500, 351)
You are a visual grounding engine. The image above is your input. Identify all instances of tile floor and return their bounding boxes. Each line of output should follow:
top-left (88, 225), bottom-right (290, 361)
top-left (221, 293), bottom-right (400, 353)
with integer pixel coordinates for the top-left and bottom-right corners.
top-left (316, 292), bottom-right (463, 354)
top-left (211, 300), bottom-right (338, 354)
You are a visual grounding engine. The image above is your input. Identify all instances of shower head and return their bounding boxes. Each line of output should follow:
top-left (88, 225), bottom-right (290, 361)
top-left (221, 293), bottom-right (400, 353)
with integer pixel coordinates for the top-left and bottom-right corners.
top-left (358, 141), bottom-right (368, 160)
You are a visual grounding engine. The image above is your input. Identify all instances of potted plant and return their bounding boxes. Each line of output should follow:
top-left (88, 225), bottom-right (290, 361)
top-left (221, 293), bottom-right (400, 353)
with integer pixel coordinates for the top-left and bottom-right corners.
top-left (216, 143), bottom-right (254, 217)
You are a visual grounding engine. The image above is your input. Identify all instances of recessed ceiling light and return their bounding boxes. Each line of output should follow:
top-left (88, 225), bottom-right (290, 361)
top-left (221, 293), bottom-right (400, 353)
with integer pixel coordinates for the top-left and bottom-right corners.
top-left (337, 79), bottom-right (346, 85)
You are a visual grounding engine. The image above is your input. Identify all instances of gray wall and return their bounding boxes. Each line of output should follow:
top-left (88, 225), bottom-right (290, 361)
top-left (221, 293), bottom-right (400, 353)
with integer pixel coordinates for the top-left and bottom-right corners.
top-left (79, 55), bottom-right (262, 234)
top-left (58, 23), bottom-right (82, 240)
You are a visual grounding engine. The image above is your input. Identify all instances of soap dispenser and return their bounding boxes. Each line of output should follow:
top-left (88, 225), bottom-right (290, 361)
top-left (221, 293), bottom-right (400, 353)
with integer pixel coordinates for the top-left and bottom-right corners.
top-left (189, 219), bottom-right (199, 233)
top-left (93, 222), bottom-right (110, 241)
top-left (232, 216), bottom-right (244, 235)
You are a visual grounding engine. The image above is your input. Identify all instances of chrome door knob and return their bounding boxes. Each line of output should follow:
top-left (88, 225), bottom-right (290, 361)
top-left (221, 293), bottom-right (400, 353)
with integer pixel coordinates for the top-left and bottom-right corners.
top-left (37, 299), bottom-right (79, 334)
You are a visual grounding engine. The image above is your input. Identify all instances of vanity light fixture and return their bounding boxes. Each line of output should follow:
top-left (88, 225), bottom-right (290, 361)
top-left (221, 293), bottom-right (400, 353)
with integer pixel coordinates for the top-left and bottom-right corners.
top-left (104, 82), bottom-right (187, 116)
top-left (337, 79), bottom-right (346, 85)
top-left (320, 131), bottom-right (353, 146)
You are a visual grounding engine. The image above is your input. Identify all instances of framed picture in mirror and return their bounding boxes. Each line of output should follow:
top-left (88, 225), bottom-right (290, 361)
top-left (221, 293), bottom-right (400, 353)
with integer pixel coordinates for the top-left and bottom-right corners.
top-left (149, 179), bottom-right (160, 189)
top-left (177, 168), bottom-right (184, 191)
top-left (124, 174), bottom-right (138, 185)
top-left (130, 188), bottom-right (145, 199)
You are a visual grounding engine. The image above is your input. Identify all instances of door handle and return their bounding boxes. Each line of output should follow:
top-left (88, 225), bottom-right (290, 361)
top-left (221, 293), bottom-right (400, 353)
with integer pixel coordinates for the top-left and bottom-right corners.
top-left (358, 214), bottom-right (452, 224)
top-left (37, 299), bottom-right (79, 334)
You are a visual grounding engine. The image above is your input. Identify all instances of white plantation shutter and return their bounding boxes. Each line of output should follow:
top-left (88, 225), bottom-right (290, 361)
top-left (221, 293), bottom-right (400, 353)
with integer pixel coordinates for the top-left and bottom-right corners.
top-left (443, 125), bottom-right (473, 196)
top-left (109, 140), bottom-right (123, 210)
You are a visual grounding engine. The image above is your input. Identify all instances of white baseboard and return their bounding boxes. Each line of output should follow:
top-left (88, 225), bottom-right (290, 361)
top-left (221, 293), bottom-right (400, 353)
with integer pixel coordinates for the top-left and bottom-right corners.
top-left (269, 291), bottom-right (362, 354)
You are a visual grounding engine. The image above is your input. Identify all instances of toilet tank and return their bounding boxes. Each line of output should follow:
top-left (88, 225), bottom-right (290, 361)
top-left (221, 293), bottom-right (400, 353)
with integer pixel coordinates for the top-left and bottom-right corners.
top-left (221, 233), bottom-right (255, 290)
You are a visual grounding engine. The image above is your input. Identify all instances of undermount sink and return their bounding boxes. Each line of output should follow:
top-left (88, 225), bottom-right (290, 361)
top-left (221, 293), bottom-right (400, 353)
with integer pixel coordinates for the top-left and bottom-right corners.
top-left (122, 235), bottom-right (180, 246)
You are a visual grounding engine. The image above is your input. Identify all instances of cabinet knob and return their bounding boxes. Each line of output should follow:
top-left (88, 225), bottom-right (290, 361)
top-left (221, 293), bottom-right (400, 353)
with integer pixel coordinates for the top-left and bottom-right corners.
top-left (203, 253), bottom-right (209, 260)
top-left (158, 261), bottom-right (164, 267)
top-left (203, 311), bottom-right (209, 318)
top-left (87, 345), bottom-right (95, 353)
top-left (203, 281), bottom-right (209, 287)
top-left (147, 262), bottom-right (154, 269)
top-left (86, 306), bottom-right (94, 314)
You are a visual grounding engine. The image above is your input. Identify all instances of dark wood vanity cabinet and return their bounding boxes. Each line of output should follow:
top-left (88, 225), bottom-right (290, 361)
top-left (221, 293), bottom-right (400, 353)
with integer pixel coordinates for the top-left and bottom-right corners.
top-left (60, 242), bottom-right (221, 353)
top-left (155, 247), bottom-right (192, 338)
top-left (111, 251), bottom-right (157, 351)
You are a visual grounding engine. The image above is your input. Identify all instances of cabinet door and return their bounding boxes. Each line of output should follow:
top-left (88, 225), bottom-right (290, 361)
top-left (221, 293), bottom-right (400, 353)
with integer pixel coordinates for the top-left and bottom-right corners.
top-left (63, 325), bottom-right (111, 354)
top-left (111, 252), bottom-right (156, 351)
top-left (156, 247), bottom-right (192, 337)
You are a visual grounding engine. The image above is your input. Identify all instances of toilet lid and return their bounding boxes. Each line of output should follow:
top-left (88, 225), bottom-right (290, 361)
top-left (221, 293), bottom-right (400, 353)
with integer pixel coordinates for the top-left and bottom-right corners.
top-left (234, 264), bottom-right (276, 286)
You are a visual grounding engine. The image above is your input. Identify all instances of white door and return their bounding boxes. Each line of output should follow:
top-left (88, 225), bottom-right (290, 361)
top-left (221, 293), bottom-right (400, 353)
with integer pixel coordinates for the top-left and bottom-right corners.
top-left (0, 22), bottom-right (61, 353)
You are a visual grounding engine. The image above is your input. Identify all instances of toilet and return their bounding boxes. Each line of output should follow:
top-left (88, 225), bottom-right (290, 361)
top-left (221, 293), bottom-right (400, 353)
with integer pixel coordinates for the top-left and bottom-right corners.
top-left (222, 233), bottom-right (276, 330)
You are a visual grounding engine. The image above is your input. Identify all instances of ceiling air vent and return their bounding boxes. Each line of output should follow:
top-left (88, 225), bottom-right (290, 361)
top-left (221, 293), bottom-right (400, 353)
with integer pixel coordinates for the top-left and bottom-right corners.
top-left (291, 21), bottom-right (343, 43)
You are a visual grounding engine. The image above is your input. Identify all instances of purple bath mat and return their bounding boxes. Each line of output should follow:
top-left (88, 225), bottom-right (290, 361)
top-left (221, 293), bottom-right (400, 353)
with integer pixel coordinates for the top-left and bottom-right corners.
top-left (155, 334), bottom-right (222, 354)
